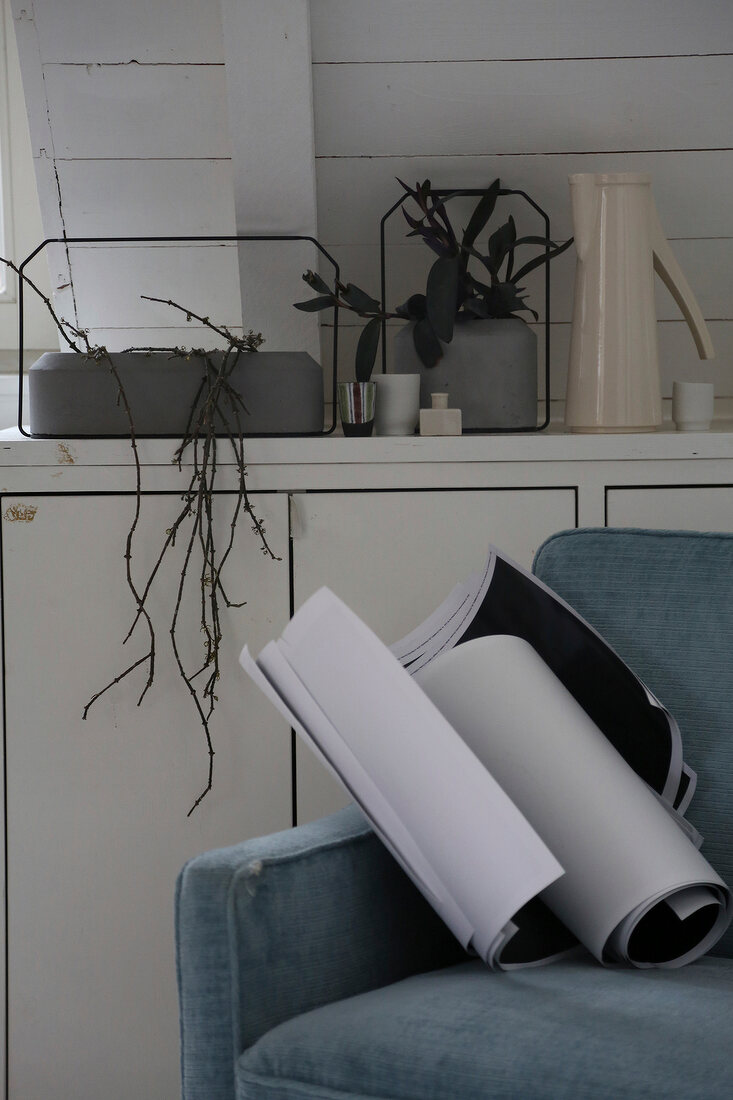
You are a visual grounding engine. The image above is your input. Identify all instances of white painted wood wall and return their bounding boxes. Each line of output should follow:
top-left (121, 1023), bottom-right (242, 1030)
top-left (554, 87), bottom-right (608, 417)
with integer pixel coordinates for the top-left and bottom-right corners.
top-left (9, 0), bottom-right (242, 354)
top-left (0, 0), bottom-right (57, 361)
top-left (8, 0), bottom-right (733, 407)
top-left (310, 0), bottom-right (733, 410)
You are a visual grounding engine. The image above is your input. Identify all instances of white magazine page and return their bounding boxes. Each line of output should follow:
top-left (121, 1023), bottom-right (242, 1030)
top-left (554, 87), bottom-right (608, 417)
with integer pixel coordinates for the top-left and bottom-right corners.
top-left (389, 558), bottom-right (495, 671)
top-left (241, 643), bottom-right (342, 786)
top-left (272, 587), bottom-right (564, 964)
top-left (388, 582), bottom-right (471, 666)
top-left (496, 544), bottom-right (690, 811)
top-left (242, 643), bottom-right (469, 934)
top-left (393, 542), bottom-right (691, 813)
top-left (389, 558), bottom-right (494, 672)
top-left (242, 639), bottom-right (548, 961)
top-left (416, 635), bottom-right (731, 968)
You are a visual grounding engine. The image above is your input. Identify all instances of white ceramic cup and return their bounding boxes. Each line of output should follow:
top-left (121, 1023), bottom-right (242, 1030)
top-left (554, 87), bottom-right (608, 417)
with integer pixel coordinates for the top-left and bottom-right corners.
top-left (672, 381), bottom-right (714, 432)
top-left (374, 374), bottom-right (420, 436)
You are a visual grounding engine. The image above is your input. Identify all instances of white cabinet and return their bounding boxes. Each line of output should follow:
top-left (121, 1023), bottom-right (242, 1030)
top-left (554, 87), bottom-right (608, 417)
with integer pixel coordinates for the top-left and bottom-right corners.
top-left (606, 486), bottom-right (733, 532)
top-left (291, 488), bottom-right (576, 823)
top-left (1, 426), bottom-right (733, 1097)
top-left (1, 491), bottom-right (291, 1100)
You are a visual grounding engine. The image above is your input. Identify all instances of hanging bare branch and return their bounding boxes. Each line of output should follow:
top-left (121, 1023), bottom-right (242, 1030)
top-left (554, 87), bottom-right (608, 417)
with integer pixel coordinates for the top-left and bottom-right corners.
top-left (84, 305), bottom-right (280, 813)
top-left (2, 250), bottom-right (280, 813)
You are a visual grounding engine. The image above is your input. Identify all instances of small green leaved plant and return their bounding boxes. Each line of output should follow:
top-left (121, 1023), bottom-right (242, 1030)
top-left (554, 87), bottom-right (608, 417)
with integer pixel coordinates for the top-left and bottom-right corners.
top-left (295, 178), bottom-right (572, 379)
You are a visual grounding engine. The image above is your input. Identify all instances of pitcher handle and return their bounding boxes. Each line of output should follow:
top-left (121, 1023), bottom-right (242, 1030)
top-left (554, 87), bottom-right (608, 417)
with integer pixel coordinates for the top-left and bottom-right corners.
top-left (651, 202), bottom-right (715, 360)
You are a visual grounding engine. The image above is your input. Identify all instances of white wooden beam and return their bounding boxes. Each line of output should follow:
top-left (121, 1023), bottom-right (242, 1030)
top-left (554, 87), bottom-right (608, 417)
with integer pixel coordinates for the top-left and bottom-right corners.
top-left (220, 0), bottom-right (317, 235)
top-left (220, 0), bottom-right (320, 355)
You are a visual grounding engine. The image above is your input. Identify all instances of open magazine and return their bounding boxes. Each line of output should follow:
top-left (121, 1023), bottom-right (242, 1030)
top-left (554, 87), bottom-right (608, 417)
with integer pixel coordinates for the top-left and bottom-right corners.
top-left (241, 545), bottom-right (731, 971)
top-left (390, 545), bottom-right (695, 816)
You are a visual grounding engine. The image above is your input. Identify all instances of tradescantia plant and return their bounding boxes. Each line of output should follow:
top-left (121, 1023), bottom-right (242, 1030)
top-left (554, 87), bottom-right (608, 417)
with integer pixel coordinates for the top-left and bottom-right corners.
top-left (295, 178), bottom-right (573, 379)
top-left (294, 270), bottom-right (384, 383)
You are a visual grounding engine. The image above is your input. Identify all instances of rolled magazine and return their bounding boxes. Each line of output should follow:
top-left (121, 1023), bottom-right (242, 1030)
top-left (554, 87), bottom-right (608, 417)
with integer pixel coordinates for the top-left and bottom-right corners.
top-left (241, 549), bottom-right (731, 970)
top-left (417, 635), bottom-right (729, 968)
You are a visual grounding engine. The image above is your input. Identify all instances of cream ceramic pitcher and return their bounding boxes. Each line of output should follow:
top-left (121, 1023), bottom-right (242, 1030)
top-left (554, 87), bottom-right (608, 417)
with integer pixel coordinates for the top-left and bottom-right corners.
top-left (565, 172), bottom-right (714, 432)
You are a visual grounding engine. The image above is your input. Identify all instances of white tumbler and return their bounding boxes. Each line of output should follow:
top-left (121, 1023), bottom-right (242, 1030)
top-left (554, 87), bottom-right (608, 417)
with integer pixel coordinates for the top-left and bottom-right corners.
top-left (374, 374), bottom-right (420, 436)
top-left (672, 382), bottom-right (714, 432)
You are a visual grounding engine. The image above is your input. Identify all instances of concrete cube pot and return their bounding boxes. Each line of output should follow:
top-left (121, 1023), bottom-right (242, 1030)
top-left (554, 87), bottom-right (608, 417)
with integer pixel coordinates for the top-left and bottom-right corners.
top-left (392, 316), bottom-right (538, 432)
top-left (28, 350), bottom-right (324, 437)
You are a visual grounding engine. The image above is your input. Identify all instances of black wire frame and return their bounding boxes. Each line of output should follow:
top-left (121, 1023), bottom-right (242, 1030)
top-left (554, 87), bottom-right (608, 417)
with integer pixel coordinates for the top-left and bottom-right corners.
top-left (16, 233), bottom-right (340, 438)
top-left (379, 187), bottom-right (553, 433)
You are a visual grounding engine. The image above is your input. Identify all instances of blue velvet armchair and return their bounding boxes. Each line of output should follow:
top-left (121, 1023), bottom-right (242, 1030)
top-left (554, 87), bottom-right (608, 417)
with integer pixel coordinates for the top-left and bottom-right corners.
top-left (176, 529), bottom-right (733, 1099)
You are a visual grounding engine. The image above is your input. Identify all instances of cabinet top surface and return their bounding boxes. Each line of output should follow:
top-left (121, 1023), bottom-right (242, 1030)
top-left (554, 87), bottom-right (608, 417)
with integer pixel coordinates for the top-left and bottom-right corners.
top-left (1, 423), bottom-right (733, 469)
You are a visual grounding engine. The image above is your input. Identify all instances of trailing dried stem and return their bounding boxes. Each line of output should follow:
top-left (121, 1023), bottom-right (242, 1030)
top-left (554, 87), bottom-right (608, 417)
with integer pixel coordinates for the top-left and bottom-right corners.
top-left (2, 253), bottom-right (278, 813)
top-left (87, 317), bottom-right (279, 815)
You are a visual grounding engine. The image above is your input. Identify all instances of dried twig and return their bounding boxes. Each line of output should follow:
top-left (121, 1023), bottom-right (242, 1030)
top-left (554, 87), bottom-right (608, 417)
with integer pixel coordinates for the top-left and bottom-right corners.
top-left (84, 307), bottom-right (278, 814)
top-left (2, 250), bottom-right (279, 813)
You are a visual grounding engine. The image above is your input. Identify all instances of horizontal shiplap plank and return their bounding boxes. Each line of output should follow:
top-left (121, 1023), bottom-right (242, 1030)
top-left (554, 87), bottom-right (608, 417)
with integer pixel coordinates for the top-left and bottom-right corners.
top-left (68, 245), bottom-right (242, 329)
top-left (313, 56), bottom-right (733, 157)
top-left (321, 319), bottom-right (733, 399)
top-left (70, 243), bottom-right (320, 355)
top-left (43, 64), bottom-right (230, 159)
top-left (82, 327), bottom-right (246, 353)
top-left (28, 0), bottom-right (225, 64)
top-left (316, 152), bottom-right (733, 243)
top-left (311, 0), bottom-right (733, 62)
top-left (56, 159), bottom-right (237, 237)
top-left (324, 237), bottom-right (732, 325)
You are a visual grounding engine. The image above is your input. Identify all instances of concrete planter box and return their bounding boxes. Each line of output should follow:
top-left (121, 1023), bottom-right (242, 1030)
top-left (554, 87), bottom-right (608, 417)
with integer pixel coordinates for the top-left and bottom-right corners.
top-left (393, 316), bottom-right (537, 432)
top-left (28, 351), bottom-right (324, 437)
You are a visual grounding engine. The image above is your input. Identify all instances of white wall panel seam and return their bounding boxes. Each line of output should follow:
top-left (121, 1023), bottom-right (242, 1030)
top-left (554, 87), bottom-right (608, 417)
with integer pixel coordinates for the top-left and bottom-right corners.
top-left (311, 53), bottom-right (733, 65)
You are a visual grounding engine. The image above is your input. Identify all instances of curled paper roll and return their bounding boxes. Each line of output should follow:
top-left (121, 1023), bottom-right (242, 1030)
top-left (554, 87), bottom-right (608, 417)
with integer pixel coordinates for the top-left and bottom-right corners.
top-left (241, 591), bottom-right (565, 969)
top-left (416, 635), bottom-right (731, 968)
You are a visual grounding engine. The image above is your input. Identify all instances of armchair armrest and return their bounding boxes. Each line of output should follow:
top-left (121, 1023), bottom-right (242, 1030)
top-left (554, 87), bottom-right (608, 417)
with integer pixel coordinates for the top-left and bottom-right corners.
top-left (176, 803), bottom-right (463, 1100)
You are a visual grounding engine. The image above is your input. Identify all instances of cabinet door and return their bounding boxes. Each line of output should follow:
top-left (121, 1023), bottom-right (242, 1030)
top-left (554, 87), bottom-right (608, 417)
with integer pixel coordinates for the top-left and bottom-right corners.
top-left (606, 487), bottom-right (733, 532)
top-left (291, 488), bottom-right (576, 823)
top-left (1, 491), bottom-right (291, 1100)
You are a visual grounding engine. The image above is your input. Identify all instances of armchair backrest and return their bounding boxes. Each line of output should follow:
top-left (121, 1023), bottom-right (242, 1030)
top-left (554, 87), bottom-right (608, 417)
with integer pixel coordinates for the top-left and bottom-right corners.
top-left (534, 528), bottom-right (733, 958)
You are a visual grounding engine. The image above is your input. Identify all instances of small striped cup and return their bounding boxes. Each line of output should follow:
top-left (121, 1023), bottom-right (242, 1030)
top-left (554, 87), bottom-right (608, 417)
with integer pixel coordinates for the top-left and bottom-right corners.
top-left (338, 381), bottom-right (376, 436)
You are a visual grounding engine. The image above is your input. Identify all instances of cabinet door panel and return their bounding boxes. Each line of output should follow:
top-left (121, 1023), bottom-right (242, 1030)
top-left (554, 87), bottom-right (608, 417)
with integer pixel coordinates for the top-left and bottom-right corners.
top-left (2, 491), bottom-right (290, 1100)
top-left (606, 487), bottom-right (733, 532)
top-left (291, 488), bottom-right (576, 823)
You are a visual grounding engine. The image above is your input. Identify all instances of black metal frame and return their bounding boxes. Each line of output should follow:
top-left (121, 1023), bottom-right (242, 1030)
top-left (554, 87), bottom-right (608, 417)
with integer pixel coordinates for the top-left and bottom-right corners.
top-left (379, 187), bottom-right (553, 432)
top-left (16, 233), bottom-right (340, 438)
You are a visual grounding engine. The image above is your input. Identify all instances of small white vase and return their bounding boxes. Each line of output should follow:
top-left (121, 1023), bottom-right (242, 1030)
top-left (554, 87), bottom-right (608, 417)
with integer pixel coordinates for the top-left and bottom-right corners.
top-left (374, 373), bottom-right (420, 436)
top-left (672, 382), bottom-right (714, 432)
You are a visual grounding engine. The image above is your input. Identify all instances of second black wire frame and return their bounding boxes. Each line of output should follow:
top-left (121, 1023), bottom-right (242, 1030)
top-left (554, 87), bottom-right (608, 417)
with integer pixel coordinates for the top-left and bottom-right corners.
top-left (379, 187), bottom-right (553, 432)
top-left (16, 233), bottom-right (341, 438)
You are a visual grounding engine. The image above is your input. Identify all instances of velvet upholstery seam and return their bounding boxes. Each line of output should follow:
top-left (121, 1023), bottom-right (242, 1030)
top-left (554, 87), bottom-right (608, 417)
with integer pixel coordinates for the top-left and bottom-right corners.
top-left (237, 1063), bottom-right (423, 1100)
